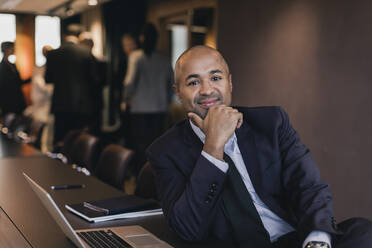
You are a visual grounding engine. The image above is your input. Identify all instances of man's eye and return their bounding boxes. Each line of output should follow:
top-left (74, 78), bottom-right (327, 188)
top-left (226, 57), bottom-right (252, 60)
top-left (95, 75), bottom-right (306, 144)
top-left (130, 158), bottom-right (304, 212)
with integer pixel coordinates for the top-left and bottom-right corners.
top-left (211, 76), bottom-right (221, 81)
top-left (187, 81), bottom-right (199, 86)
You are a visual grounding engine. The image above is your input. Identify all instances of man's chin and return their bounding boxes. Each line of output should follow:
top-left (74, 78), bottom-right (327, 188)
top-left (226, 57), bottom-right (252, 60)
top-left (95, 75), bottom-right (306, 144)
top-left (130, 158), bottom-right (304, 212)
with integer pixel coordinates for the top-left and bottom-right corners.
top-left (193, 109), bottom-right (208, 120)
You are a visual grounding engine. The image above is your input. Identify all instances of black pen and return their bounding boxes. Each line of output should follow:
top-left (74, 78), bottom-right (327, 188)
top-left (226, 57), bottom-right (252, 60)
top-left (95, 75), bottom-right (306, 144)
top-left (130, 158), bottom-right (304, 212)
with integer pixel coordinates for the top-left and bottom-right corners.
top-left (51, 184), bottom-right (85, 190)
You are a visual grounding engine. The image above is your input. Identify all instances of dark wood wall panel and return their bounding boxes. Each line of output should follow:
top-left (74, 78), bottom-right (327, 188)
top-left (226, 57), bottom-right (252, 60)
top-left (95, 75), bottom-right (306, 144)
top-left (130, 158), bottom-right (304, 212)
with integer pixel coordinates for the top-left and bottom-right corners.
top-left (218, 0), bottom-right (372, 220)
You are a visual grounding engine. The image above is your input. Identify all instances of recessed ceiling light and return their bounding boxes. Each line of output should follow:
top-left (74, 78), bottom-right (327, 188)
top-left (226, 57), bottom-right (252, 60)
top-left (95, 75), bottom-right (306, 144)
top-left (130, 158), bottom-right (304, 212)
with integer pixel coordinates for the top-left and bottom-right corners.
top-left (1, 0), bottom-right (22, 9)
top-left (88, 0), bottom-right (98, 6)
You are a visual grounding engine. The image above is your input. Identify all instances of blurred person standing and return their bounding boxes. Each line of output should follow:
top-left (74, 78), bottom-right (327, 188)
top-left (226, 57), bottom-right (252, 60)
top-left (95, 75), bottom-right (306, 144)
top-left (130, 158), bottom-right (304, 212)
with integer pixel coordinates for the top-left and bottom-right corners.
top-left (122, 23), bottom-right (174, 176)
top-left (120, 33), bottom-right (141, 147)
top-left (45, 35), bottom-right (98, 145)
top-left (0, 41), bottom-right (28, 116)
top-left (79, 32), bottom-right (94, 52)
top-left (24, 45), bottom-right (54, 151)
top-left (121, 33), bottom-right (143, 94)
top-left (79, 32), bottom-right (105, 135)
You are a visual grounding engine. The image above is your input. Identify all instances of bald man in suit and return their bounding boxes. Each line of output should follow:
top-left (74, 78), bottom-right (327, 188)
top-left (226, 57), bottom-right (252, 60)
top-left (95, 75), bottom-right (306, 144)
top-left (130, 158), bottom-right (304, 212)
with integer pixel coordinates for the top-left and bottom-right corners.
top-left (147, 46), bottom-right (372, 248)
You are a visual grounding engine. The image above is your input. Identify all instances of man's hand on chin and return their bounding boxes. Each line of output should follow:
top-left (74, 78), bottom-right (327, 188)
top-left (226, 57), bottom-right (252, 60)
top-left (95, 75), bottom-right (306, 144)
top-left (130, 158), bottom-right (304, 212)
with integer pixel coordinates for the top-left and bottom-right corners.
top-left (188, 105), bottom-right (243, 160)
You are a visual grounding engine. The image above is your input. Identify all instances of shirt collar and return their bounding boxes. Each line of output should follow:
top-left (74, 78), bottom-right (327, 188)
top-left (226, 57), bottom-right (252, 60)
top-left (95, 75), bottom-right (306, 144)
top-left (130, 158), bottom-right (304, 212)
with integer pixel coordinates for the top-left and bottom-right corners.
top-left (189, 119), bottom-right (237, 152)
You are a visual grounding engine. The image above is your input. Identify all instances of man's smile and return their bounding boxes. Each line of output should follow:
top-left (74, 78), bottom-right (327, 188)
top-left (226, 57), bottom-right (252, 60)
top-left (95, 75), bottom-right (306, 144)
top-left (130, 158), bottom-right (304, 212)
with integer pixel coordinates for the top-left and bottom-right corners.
top-left (198, 97), bottom-right (220, 108)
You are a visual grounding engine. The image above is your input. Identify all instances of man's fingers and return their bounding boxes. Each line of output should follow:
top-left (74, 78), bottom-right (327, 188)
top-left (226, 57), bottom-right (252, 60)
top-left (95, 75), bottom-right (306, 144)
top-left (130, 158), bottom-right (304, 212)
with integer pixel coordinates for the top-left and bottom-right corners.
top-left (188, 112), bottom-right (203, 128)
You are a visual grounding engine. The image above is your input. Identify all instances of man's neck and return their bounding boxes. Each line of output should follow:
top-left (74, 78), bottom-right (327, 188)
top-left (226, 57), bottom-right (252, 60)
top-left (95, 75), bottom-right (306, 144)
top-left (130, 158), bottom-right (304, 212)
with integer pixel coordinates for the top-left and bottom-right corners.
top-left (2, 55), bottom-right (10, 62)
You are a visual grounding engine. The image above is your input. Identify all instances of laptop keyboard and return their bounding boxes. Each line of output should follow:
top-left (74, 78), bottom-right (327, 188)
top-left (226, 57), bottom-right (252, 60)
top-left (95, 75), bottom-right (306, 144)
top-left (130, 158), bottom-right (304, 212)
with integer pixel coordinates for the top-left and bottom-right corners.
top-left (77, 230), bottom-right (133, 248)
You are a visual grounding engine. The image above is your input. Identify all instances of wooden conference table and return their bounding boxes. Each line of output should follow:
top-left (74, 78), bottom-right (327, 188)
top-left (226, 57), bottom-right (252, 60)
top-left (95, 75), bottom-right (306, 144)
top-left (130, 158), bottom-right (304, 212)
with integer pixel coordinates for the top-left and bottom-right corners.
top-left (0, 134), bottom-right (43, 158)
top-left (0, 135), bottom-right (232, 248)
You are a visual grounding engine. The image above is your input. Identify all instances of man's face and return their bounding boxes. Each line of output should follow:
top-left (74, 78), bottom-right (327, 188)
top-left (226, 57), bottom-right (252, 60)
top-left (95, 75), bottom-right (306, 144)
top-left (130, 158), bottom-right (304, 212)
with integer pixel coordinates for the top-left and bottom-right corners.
top-left (122, 37), bottom-right (137, 55)
top-left (6, 46), bottom-right (14, 56)
top-left (175, 48), bottom-right (232, 119)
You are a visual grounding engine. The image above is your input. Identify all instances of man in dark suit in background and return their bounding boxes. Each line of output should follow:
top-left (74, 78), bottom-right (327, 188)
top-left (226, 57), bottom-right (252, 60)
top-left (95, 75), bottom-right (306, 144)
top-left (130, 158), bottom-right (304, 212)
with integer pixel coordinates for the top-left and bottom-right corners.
top-left (79, 32), bottom-right (106, 135)
top-left (0, 41), bottom-right (28, 116)
top-left (147, 46), bottom-right (372, 248)
top-left (45, 35), bottom-right (98, 144)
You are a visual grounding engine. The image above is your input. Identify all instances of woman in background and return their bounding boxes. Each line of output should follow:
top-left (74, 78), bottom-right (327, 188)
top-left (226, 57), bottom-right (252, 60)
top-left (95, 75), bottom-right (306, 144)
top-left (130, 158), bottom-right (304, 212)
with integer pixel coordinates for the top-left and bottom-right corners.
top-left (122, 23), bottom-right (174, 177)
top-left (24, 45), bottom-right (54, 152)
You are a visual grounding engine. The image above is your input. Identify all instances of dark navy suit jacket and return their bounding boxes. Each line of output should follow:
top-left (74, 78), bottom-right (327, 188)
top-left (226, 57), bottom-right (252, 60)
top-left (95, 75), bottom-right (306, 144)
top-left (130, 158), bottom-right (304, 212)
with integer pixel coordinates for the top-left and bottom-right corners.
top-left (147, 106), bottom-right (339, 243)
top-left (44, 42), bottom-right (98, 114)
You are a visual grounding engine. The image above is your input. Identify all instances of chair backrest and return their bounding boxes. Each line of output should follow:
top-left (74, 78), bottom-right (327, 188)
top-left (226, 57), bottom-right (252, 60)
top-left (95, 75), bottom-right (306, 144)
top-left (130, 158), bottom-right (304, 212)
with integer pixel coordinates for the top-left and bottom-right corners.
top-left (95, 144), bottom-right (134, 191)
top-left (15, 118), bottom-right (45, 147)
top-left (70, 133), bottom-right (101, 173)
top-left (2, 113), bottom-right (22, 136)
top-left (135, 162), bottom-right (158, 200)
top-left (59, 129), bottom-right (86, 162)
top-left (13, 116), bottom-right (33, 141)
top-left (2, 113), bottom-right (17, 128)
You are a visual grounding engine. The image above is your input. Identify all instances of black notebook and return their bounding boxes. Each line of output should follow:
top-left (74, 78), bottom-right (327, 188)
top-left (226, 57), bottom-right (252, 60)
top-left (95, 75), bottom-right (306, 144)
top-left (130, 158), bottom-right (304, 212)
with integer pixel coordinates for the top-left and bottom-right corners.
top-left (65, 195), bottom-right (163, 223)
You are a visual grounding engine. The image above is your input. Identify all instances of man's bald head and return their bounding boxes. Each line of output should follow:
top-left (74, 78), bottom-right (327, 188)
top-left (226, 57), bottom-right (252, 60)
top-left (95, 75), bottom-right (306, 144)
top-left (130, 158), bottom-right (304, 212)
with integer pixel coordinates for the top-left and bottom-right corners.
top-left (174, 46), bottom-right (230, 87)
top-left (173, 45), bottom-right (233, 119)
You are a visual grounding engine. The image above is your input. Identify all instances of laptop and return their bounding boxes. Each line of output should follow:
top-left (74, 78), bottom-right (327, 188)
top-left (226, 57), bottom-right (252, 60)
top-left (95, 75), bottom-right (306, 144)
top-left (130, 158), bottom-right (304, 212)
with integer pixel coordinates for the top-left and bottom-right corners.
top-left (23, 173), bottom-right (173, 248)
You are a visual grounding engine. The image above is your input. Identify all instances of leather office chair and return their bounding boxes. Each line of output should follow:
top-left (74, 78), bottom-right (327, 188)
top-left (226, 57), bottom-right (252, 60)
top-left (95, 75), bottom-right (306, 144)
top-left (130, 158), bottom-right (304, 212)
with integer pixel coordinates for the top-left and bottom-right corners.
top-left (95, 144), bottom-right (134, 191)
top-left (70, 133), bottom-right (101, 174)
top-left (135, 162), bottom-right (158, 200)
top-left (13, 115), bottom-right (33, 141)
top-left (47, 129), bottom-right (85, 164)
top-left (57, 129), bottom-right (86, 162)
top-left (2, 113), bottom-right (17, 127)
top-left (1, 113), bottom-right (18, 135)
top-left (16, 119), bottom-right (45, 149)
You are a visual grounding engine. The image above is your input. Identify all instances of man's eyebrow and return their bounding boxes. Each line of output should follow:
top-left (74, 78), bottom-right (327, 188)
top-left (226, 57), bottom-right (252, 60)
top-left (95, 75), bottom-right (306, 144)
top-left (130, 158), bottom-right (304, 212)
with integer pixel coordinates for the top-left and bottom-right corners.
top-left (185, 74), bottom-right (200, 81)
top-left (209, 69), bottom-right (223, 74)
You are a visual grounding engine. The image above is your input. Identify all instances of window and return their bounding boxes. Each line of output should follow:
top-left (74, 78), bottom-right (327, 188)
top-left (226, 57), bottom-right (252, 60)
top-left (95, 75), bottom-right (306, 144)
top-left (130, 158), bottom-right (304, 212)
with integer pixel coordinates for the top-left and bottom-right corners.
top-left (170, 24), bottom-right (188, 68)
top-left (35, 15), bottom-right (61, 66)
top-left (0, 13), bottom-right (16, 61)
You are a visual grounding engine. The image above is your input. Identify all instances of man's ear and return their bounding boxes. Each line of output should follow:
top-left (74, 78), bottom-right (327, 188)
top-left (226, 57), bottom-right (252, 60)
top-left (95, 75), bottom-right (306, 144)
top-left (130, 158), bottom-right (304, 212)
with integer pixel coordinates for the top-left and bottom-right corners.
top-left (173, 83), bottom-right (181, 101)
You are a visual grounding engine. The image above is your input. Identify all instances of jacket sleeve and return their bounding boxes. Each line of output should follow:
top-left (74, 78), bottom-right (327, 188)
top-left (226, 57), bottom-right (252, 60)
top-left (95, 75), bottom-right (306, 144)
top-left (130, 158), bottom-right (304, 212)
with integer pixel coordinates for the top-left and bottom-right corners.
top-left (277, 107), bottom-right (340, 242)
top-left (123, 58), bottom-right (140, 102)
top-left (147, 150), bottom-right (227, 241)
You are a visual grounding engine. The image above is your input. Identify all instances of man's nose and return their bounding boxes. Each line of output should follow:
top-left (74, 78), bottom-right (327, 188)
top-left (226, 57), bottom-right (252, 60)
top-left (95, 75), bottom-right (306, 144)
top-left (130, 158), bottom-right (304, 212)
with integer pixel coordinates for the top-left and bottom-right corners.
top-left (199, 81), bottom-right (214, 95)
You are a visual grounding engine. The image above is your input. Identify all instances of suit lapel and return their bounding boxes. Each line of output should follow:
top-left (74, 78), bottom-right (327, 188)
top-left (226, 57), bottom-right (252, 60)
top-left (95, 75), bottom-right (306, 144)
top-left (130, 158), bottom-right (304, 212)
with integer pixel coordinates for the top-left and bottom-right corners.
top-left (182, 118), bottom-right (266, 194)
top-left (182, 118), bottom-right (266, 189)
top-left (236, 120), bottom-right (293, 223)
top-left (181, 117), bottom-right (293, 223)
top-left (235, 121), bottom-right (265, 195)
top-left (183, 120), bottom-right (204, 160)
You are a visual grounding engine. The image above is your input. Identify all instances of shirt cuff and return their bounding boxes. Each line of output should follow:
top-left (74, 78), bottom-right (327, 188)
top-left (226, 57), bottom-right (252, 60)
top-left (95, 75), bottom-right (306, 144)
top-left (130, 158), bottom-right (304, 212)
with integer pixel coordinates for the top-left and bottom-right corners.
top-left (201, 151), bottom-right (229, 173)
top-left (302, 230), bottom-right (332, 248)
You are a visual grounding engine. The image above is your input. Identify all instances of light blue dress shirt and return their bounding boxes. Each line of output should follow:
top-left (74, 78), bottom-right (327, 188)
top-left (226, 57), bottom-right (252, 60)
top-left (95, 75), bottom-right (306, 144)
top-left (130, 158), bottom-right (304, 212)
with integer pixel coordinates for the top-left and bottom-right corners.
top-left (189, 120), bottom-right (331, 247)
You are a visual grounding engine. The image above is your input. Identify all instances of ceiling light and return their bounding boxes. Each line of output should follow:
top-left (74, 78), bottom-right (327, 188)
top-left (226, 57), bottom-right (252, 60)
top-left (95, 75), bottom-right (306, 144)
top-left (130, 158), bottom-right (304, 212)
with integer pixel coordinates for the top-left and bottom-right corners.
top-left (0, 0), bottom-right (22, 9)
top-left (88, 0), bottom-right (98, 6)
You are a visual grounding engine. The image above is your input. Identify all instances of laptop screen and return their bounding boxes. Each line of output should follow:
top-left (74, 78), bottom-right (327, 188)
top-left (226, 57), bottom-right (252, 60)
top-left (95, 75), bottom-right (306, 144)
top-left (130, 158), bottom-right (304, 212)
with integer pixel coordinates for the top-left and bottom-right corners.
top-left (0, 206), bottom-right (33, 248)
